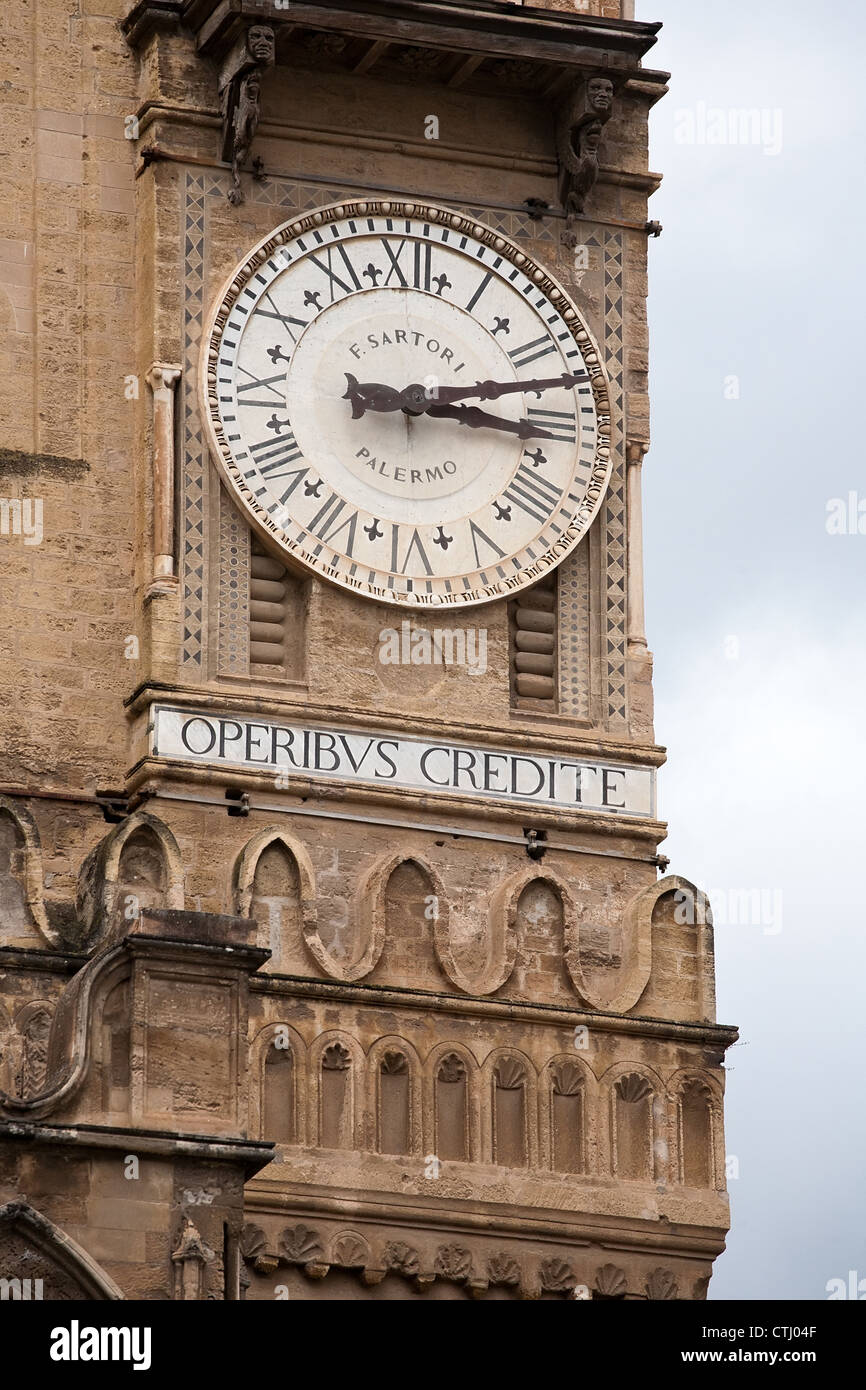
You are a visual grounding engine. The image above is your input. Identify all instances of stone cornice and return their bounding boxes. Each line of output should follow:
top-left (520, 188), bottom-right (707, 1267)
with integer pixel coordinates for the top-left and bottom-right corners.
top-left (123, 680), bottom-right (668, 767)
top-left (123, 0), bottom-right (665, 83)
top-left (250, 972), bottom-right (739, 1049)
top-left (0, 1119), bottom-right (275, 1174)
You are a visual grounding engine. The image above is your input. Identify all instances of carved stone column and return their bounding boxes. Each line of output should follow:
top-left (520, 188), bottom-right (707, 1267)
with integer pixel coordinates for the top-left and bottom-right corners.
top-left (145, 363), bottom-right (181, 595)
top-left (626, 440), bottom-right (649, 655)
top-left (171, 1219), bottom-right (213, 1300)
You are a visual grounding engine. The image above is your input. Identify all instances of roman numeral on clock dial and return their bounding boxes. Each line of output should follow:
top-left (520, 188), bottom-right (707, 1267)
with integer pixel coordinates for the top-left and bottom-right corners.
top-left (308, 243), bottom-right (363, 300)
top-left (502, 463), bottom-right (563, 523)
top-left (391, 525), bottom-right (433, 576)
top-left (236, 367), bottom-right (286, 408)
top-left (508, 335), bottom-right (557, 368)
top-left (246, 432), bottom-right (304, 480)
top-left (253, 291), bottom-right (307, 342)
top-left (377, 238), bottom-right (433, 291)
top-left (526, 407), bottom-right (576, 442)
top-left (306, 493), bottom-right (361, 556)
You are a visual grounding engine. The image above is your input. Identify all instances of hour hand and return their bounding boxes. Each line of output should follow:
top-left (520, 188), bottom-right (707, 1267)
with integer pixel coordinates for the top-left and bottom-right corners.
top-left (342, 373), bottom-right (407, 419)
top-left (432, 370), bottom-right (587, 406)
top-left (426, 402), bottom-right (556, 440)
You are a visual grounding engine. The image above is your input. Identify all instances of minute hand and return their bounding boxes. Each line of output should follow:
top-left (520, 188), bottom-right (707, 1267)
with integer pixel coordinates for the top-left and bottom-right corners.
top-left (425, 403), bottom-right (557, 440)
top-left (430, 370), bottom-right (587, 406)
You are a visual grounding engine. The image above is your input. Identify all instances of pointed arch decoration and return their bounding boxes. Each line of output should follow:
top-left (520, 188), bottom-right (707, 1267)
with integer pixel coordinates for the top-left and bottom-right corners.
top-left (338, 850), bottom-right (456, 986)
top-left (644, 874), bottom-right (716, 1021)
top-left (0, 796), bottom-right (56, 947)
top-left (488, 866), bottom-right (578, 1000)
top-left (234, 827), bottom-right (318, 973)
top-left (76, 812), bottom-right (184, 948)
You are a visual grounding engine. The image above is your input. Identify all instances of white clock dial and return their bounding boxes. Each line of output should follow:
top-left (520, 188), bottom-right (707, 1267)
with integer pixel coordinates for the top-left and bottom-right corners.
top-left (201, 200), bottom-right (611, 608)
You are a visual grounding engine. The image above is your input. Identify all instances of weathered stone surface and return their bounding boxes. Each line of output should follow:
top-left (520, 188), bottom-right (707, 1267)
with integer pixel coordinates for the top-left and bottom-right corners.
top-left (0, 0), bottom-right (733, 1302)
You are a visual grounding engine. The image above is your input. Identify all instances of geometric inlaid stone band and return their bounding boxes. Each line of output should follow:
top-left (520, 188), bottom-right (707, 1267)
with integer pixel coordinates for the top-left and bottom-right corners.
top-left (626, 439), bottom-right (649, 656)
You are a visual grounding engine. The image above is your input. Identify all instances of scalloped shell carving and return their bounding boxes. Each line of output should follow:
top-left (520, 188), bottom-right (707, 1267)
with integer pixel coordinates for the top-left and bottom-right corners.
top-left (646, 1267), bottom-right (678, 1300)
top-left (435, 1245), bottom-right (473, 1282)
top-left (595, 1263), bottom-right (628, 1298)
top-left (380, 1050), bottom-right (408, 1075)
top-left (540, 1257), bottom-right (577, 1292)
top-left (239, 1224), bottom-right (268, 1261)
top-left (332, 1233), bottom-right (370, 1268)
top-left (681, 1076), bottom-right (713, 1101)
top-left (384, 1241), bottom-right (420, 1276)
top-left (552, 1061), bottom-right (584, 1096)
top-left (487, 1253), bottom-right (521, 1287)
top-left (494, 1057), bottom-right (526, 1091)
top-left (279, 1224), bottom-right (324, 1264)
top-left (437, 1053), bottom-right (466, 1083)
top-left (615, 1072), bottom-right (652, 1103)
top-left (321, 1043), bottom-right (351, 1071)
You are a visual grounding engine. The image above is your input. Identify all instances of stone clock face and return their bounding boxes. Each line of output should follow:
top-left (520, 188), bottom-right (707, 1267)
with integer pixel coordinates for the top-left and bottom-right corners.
top-left (201, 200), bottom-right (611, 608)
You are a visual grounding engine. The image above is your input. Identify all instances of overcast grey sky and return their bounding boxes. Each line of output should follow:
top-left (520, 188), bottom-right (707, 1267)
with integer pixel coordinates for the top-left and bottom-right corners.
top-left (637, 0), bottom-right (866, 1299)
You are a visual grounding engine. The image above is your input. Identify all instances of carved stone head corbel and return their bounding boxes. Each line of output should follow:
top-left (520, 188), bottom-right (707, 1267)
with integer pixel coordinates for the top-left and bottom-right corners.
top-left (219, 24), bottom-right (276, 206)
top-left (556, 73), bottom-right (616, 241)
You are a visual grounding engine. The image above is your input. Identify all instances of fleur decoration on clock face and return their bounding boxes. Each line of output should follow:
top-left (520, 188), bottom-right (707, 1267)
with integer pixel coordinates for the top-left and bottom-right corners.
top-left (201, 200), bottom-right (612, 608)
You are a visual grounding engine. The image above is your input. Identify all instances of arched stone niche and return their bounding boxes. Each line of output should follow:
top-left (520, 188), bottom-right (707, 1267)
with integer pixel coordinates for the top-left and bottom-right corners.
top-left (362, 854), bottom-right (454, 991)
top-left (234, 828), bottom-right (317, 974)
top-left (76, 812), bottom-right (184, 948)
top-left (0, 798), bottom-right (55, 948)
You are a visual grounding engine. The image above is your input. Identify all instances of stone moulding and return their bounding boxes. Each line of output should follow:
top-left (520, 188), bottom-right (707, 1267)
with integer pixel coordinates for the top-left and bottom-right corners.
top-left (0, 908), bottom-right (265, 1124)
top-left (0, 1202), bottom-right (126, 1301)
top-left (0, 946), bottom-right (130, 1121)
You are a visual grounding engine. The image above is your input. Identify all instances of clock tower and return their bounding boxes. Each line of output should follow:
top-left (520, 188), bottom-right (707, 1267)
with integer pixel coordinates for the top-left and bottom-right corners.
top-left (0, 0), bottom-right (736, 1301)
